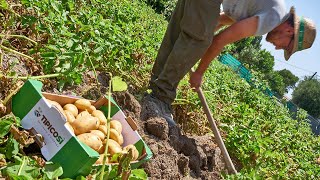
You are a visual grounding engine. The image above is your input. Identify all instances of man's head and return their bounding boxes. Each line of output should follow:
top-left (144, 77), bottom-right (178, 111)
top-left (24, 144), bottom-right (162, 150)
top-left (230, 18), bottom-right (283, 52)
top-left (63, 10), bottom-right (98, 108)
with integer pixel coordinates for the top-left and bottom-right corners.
top-left (266, 7), bottom-right (316, 60)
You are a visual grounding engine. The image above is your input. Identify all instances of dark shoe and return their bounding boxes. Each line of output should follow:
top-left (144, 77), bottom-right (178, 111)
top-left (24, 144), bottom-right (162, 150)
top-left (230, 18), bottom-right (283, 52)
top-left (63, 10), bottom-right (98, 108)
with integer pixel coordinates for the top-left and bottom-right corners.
top-left (141, 94), bottom-right (176, 126)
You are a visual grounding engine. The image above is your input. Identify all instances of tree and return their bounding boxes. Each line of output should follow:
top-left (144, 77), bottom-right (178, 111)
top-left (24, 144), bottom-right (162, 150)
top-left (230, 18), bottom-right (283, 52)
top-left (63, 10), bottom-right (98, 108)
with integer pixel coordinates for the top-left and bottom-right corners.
top-left (277, 69), bottom-right (299, 92)
top-left (292, 77), bottom-right (320, 118)
top-left (234, 46), bottom-right (274, 74)
top-left (264, 71), bottom-right (286, 96)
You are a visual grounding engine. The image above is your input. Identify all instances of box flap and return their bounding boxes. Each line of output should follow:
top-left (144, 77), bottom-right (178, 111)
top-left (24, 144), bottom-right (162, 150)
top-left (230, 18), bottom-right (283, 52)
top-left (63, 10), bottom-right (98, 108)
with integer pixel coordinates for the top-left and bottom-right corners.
top-left (12, 80), bottom-right (43, 119)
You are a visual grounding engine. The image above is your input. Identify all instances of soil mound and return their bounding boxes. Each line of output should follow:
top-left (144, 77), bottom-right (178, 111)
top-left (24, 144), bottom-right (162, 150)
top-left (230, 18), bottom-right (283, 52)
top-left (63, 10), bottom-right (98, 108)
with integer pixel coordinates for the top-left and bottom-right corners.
top-left (113, 92), bottom-right (227, 179)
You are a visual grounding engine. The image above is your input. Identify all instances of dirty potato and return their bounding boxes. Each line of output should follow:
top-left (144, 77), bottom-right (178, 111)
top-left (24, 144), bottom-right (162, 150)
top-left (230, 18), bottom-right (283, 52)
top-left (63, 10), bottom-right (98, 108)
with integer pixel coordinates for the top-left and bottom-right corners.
top-left (63, 104), bottom-right (78, 117)
top-left (72, 115), bottom-right (100, 135)
top-left (77, 133), bottom-right (102, 151)
top-left (110, 120), bottom-right (122, 134)
top-left (123, 144), bottom-right (139, 161)
top-left (92, 110), bottom-right (107, 125)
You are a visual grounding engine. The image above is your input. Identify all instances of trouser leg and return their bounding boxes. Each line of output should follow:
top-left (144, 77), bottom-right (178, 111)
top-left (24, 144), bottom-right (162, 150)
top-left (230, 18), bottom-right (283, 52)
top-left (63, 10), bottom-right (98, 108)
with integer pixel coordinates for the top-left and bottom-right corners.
top-left (150, 0), bottom-right (185, 84)
top-left (150, 0), bottom-right (222, 105)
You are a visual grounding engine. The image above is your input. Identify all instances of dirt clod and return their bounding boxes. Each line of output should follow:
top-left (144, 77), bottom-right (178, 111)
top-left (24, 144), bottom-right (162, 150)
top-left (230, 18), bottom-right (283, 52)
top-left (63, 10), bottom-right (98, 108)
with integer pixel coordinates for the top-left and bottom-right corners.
top-left (178, 155), bottom-right (189, 176)
top-left (146, 117), bottom-right (169, 140)
top-left (114, 91), bottom-right (141, 117)
top-left (126, 91), bottom-right (227, 179)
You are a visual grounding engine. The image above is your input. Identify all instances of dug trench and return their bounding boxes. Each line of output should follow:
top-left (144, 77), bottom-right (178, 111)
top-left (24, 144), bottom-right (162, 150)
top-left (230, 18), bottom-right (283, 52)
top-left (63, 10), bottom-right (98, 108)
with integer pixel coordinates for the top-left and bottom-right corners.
top-left (113, 91), bottom-right (228, 179)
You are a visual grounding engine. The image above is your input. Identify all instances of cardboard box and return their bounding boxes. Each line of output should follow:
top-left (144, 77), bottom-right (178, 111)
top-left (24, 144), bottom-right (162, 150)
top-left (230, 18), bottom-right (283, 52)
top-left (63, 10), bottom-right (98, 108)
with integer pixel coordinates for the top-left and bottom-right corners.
top-left (11, 80), bottom-right (152, 178)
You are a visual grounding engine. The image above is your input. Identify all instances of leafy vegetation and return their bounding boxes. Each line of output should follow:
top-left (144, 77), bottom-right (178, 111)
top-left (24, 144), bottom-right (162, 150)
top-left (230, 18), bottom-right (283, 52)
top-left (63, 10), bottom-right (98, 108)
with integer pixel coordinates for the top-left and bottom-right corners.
top-left (7, 0), bottom-right (166, 90)
top-left (177, 61), bottom-right (320, 179)
top-left (0, 114), bottom-right (63, 179)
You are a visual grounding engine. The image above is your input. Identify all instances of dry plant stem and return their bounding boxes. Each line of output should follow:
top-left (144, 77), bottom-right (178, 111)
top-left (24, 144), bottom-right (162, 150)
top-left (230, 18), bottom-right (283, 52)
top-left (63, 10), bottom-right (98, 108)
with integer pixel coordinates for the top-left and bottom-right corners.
top-left (173, 98), bottom-right (196, 106)
top-left (3, 84), bottom-right (23, 105)
top-left (0, 45), bottom-right (33, 60)
top-left (87, 56), bottom-right (102, 96)
top-left (0, 73), bottom-right (60, 80)
top-left (0, 34), bottom-right (37, 45)
top-left (6, 4), bottom-right (21, 17)
top-left (0, 53), bottom-right (3, 69)
top-left (100, 73), bottom-right (113, 180)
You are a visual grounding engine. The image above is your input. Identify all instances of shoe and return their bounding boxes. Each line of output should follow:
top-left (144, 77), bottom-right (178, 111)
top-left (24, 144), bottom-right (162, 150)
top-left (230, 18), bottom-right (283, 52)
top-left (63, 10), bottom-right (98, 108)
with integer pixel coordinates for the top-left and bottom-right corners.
top-left (141, 94), bottom-right (176, 126)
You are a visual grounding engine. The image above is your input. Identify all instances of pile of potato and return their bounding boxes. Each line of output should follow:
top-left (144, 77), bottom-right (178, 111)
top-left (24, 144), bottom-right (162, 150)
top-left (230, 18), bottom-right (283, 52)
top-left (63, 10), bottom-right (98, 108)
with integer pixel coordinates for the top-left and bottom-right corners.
top-left (46, 98), bottom-right (139, 164)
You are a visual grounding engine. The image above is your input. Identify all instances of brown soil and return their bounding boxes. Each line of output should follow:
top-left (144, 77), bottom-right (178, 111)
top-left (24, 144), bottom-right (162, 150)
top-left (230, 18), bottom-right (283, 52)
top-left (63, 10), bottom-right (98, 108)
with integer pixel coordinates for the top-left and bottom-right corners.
top-left (112, 91), bottom-right (227, 179)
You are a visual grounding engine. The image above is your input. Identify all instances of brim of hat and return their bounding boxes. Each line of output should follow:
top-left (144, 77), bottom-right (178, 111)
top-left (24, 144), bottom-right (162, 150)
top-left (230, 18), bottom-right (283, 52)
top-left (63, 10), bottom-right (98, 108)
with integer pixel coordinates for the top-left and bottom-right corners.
top-left (284, 7), bottom-right (299, 60)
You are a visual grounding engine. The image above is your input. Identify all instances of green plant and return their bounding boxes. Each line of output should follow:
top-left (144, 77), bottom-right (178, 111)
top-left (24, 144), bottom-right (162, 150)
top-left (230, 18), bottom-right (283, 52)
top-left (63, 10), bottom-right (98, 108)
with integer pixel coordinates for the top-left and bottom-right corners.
top-left (176, 61), bottom-right (320, 179)
top-left (18, 0), bottom-right (166, 90)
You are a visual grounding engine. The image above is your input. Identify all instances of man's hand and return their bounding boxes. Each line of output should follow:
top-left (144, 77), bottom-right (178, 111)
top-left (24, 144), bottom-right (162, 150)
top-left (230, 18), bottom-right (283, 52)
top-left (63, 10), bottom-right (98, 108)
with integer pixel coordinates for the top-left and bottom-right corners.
top-left (191, 16), bottom-right (259, 91)
top-left (189, 71), bottom-right (203, 91)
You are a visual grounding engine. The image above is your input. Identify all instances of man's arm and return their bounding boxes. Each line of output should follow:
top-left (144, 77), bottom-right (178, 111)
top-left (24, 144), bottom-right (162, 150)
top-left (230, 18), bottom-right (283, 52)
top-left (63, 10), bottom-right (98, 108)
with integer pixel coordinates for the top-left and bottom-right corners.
top-left (190, 16), bottom-right (259, 90)
top-left (215, 12), bottom-right (235, 32)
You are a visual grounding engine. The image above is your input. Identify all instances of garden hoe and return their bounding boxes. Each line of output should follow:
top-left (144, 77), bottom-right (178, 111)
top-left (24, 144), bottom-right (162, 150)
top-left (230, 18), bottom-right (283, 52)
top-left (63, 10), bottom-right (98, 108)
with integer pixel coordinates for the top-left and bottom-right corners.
top-left (196, 87), bottom-right (237, 174)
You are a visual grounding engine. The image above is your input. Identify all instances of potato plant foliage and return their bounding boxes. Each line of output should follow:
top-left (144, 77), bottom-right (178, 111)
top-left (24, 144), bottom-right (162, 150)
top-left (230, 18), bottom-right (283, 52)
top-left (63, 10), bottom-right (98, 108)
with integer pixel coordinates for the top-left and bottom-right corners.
top-left (177, 61), bottom-right (320, 179)
top-left (21, 0), bottom-right (166, 89)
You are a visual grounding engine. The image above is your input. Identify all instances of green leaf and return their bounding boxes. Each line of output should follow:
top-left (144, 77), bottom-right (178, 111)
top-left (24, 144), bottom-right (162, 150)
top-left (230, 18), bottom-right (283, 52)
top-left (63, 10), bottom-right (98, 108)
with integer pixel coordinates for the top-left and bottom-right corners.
top-left (0, 120), bottom-right (13, 138)
top-left (66, 39), bottom-right (74, 48)
top-left (43, 162), bottom-right (63, 179)
top-left (46, 45), bottom-right (60, 52)
top-left (129, 169), bottom-right (148, 180)
top-left (110, 153), bottom-right (121, 162)
top-left (94, 46), bottom-right (104, 54)
top-left (112, 76), bottom-right (128, 92)
top-left (5, 136), bottom-right (19, 159)
top-left (50, 1), bottom-right (60, 13)
top-left (6, 173), bottom-right (29, 180)
top-left (21, 15), bottom-right (37, 27)
top-left (3, 157), bottom-right (41, 179)
top-left (0, 0), bottom-right (8, 10)
top-left (75, 176), bottom-right (87, 180)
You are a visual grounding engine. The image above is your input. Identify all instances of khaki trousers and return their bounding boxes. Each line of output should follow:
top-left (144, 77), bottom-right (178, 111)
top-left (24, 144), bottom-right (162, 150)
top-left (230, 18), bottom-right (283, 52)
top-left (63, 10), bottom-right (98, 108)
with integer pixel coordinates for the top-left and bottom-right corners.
top-left (150, 0), bottom-right (222, 105)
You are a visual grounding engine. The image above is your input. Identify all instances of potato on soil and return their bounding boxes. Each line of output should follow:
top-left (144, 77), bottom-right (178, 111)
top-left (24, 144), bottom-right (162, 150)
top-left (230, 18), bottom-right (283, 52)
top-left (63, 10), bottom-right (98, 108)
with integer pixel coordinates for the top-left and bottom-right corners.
top-left (90, 130), bottom-right (105, 140)
top-left (123, 144), bottom-right (139, 161)
top-left (92, 110), bottom-right (107, 125)
top-left (64, 110), bottom-right (75, 123)
top-left (109, 129), bottom-right (123, 145)
top-left (63, 104), bottom-right (78, 117)
top-left (77, 133), bottom-right (102, 151)
top-left (74, 99), bottom-right (92, 111)
top-left (72, 115), bottom-right (100, 135)
top-left (110, 120), bottom-right (122, 134)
